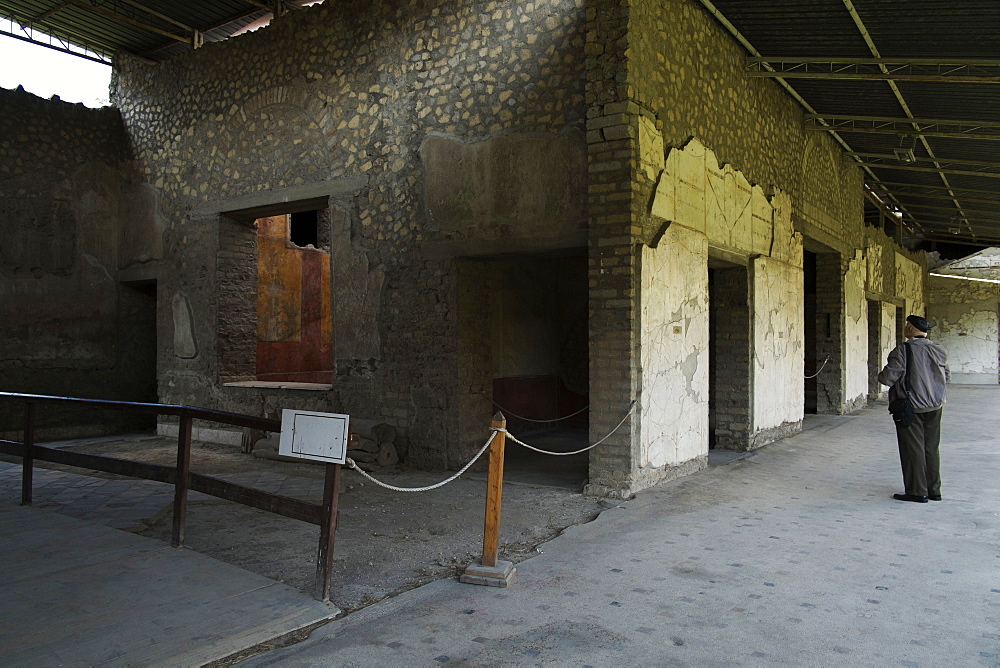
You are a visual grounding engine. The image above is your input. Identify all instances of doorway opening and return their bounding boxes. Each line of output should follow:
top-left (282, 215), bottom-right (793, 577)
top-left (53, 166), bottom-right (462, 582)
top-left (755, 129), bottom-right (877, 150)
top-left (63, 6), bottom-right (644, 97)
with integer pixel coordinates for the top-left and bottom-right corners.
top-left (867, 299), bottom-right (881, 399)
top-left (804, 251), bottom-right (818, 413)
top-left (457, 251), bottom-right (589, 489)
top-left (708, 259), bottom-right (751, 450)
top-left (803, 247), bottom-right (844, 413)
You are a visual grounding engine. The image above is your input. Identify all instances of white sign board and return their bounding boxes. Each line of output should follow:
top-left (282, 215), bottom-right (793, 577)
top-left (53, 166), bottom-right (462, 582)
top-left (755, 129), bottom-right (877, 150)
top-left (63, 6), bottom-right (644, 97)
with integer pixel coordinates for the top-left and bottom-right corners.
top-left (278, 409), bottom-right (349, 464)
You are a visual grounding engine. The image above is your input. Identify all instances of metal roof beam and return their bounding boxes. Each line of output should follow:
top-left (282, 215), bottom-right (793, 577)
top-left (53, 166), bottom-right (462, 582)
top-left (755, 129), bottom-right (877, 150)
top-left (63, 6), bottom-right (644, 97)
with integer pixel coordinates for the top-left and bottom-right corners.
top-left (117, 0), bottom-right (195, 33)
top-left (865, 181), bottom-right (1000, 198)
top-left (896, 203), bottom-right (1000, 220)
top-left (748, 57), bottom-right (1000, 83)
top-left (849, 153), bottom-right (1000, 170)
top-left (26, 2), bottom-right (73, 25)
top-left (806, 114), bottom-right (1000, 141)
top-left (1, 8), bottom-right (112, 63)
top-left (63, 0), bottom-right (190, 45)
top-left (873, 192), bottom-right (1000, 207)
top-left (856, 161), bottom-right (1000, 180)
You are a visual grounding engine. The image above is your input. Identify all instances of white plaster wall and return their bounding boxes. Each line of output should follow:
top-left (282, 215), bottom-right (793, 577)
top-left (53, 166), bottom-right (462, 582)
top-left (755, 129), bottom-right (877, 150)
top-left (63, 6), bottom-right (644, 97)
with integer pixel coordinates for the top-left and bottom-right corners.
top-left (639, 225), bottom-right (709, 468)
top-left (844, 251), bottom-right (869, 404)
top-left (752, 257), bottom-right (804, 431)
top-left (929, 276), bottom-right (999, 384)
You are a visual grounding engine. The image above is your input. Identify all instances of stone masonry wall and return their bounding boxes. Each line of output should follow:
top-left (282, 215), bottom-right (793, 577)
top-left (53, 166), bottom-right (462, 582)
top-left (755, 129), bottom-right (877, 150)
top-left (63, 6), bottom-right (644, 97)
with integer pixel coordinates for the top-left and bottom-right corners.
top-left (0, 87), bottom-right (158, 438)
top-left (111, 0), bottom-right (589, 468)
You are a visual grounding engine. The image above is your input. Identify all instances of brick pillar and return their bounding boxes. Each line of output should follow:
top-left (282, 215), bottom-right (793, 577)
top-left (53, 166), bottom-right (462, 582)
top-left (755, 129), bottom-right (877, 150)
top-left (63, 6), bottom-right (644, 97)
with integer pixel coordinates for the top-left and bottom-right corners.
top-left (583, 0), bottom-right (642, 497)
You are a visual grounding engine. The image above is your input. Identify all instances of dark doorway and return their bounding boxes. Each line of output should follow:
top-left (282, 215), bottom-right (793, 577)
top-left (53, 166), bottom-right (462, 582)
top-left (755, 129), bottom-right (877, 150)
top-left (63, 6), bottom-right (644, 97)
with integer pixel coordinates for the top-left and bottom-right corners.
top-left (708, 260), bottom-right (751, 450)
top-left (458, 252), bottom-right (589, 489)
top-left (867, 299), bottom-right (881, 399)
top-left (804, 251), bottom-right (818, 413)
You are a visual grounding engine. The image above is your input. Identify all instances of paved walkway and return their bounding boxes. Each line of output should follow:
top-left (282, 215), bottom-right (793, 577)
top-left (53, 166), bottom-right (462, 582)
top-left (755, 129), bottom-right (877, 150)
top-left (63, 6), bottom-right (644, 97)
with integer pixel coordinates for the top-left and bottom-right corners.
top-left (0, 386), bottom-right (997, 666)
top-left (0, 440), bottom-right (338, 666)
top-left (247, 386), bottom-right (1000, 666)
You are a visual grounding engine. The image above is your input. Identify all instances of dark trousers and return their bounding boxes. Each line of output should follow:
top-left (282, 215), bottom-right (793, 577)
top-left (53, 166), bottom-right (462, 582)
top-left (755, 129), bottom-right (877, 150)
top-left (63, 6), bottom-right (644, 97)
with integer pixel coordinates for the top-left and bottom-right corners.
top-left (895, 408), bottom-right (943, 497)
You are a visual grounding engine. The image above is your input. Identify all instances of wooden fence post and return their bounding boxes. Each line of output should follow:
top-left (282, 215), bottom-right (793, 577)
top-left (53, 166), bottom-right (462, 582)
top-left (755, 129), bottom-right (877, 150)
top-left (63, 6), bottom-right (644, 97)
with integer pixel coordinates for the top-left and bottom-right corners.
top-left (460, 411), bottom-right (516, 587)
top-left (171, 415), bottom-right (193, 547)
top-left (21, 402), bottom-right (35, 506)
top-left (314, 461), bottom-right (342, 602)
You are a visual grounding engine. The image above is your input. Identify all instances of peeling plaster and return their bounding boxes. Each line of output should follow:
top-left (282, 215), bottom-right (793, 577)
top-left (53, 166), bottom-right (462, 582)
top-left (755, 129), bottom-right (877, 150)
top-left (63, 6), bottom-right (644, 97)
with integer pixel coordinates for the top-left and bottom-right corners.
top-left (752, 257), bottom-right (804, 431)
top-left (640, 225), bottom-right (709, 469)
top-left (929, 274), bottom-right (999, 383)
top-left (844, 250), bottom-right (868, 403)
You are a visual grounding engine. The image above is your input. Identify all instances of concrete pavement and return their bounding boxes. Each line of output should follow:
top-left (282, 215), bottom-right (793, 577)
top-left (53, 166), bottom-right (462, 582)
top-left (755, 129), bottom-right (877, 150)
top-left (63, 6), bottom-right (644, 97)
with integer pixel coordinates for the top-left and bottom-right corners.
top-left (0, 502), bottom-right (338, 666)
top-left (247, 385), bottom-right (1000, 666)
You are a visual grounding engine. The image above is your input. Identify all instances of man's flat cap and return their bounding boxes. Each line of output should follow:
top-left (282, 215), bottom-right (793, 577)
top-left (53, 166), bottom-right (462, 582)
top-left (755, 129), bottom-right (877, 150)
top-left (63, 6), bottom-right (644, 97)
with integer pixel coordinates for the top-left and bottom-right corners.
top-left (906, 314), bottom-right (932, 332)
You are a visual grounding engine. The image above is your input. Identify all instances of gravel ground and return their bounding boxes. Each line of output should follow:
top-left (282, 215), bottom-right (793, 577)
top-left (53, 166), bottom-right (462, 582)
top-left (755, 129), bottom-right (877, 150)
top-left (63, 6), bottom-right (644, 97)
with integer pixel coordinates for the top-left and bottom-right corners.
top-left (41, 437), bottom-right (612, 615)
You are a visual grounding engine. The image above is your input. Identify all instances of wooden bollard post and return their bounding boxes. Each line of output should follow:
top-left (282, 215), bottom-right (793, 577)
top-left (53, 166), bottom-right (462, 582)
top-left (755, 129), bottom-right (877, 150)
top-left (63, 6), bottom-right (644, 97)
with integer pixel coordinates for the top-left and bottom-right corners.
top-left (461, 412), bottom-right (516, 587)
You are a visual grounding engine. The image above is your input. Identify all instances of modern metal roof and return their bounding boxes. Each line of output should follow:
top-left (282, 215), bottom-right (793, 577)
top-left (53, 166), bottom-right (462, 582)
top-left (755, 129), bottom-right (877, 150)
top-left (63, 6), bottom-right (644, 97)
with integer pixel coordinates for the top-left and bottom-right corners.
top-left (2, 0), bottom-right (998, 250)
top-left (0, 1), bottom-right (281, 64)
top-left (702, 0), bottom-right (1000, 251)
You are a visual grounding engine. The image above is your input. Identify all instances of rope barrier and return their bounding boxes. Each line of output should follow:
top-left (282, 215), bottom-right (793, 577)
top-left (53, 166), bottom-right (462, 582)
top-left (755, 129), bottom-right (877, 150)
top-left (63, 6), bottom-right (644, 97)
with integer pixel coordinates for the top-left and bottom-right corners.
top-left (345, 398), bottom-right (637, 490)
top-left (476, 391), bottom-right (590, 424)
top-left (344, 430), bottom-right (497, 492)
top-left (804, 356), bottom-right (831, 379)
top-left (497, 399), bottom-right (638, 456)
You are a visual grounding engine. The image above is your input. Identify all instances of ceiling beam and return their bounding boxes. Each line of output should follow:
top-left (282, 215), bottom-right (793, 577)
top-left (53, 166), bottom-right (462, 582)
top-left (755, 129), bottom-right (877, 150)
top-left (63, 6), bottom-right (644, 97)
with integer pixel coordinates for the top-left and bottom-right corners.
top-left (900, 202), bottom-right (1000, 219)
top-left (921, 236), bottom-right (1000, 247)
top-left (849, 153), bottom-right (1000, 170)
top-left (63, 0), bottom-right (190, 45)
top-left (747, 57), bottom-right (1000, 83)
top-left (839, 0), bottom-right (977, 240)
top-left (865, 180), bottom-right (1000, 198)
top-left (906, 204), bottom-right (1000, 223)
top-left (806, 114), bottom-right (1000, 141)
top-left (117, 0), bottom-right (195, 33)
top-left (850, 155), bottom-right (1000, 180)
top-left (1, 7), bottom-right (113, 63)
top-left (26, 2), bottom-right (73, 25)
top-left (873, 192), bottom-right (1000, 207)
top-left (0, 22), bottom-right (110, 64)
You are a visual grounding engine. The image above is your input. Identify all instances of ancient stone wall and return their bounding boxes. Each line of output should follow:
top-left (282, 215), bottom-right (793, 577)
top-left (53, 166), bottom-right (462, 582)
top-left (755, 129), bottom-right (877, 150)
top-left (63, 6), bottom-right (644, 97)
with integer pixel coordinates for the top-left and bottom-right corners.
top-left (0, 87), bottom-right (158, 437)
top-left (111, 0), bottom-right (589, 466)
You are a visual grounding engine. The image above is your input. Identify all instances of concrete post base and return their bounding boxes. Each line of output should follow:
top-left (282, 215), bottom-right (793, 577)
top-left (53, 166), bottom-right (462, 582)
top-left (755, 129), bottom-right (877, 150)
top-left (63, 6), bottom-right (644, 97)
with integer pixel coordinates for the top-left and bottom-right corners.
top-left (460, 560), bottom-right (516, 587)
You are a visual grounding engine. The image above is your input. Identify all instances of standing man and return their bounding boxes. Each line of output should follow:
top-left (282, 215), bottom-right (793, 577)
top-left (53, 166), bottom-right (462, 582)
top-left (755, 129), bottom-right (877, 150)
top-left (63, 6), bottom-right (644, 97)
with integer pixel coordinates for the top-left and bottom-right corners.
top-left (878, 314), bottom-right (950, 503)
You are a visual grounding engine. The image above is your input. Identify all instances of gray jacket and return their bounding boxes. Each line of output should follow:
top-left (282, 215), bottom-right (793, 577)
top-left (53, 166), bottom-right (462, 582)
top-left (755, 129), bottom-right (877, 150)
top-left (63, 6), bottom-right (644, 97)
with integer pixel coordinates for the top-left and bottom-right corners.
top-left (878, 337), bottom-right (949, 412)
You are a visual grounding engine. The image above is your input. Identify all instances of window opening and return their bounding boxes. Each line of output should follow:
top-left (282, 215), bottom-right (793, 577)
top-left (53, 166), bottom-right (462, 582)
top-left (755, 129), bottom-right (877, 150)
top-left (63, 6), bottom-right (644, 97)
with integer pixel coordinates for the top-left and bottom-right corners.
top-left (290, 210), bottom-right (319, 248)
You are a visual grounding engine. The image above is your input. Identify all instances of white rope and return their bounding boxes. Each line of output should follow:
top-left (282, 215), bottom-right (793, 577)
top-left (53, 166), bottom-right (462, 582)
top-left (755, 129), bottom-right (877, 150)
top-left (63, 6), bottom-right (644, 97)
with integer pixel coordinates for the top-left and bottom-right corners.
top-left (344, 430), bottom-right (497, 492)
top-left (477, 392), bottom-right (590, 424)
top-left (804, 356), bottom-right (831, 379)
top-left (497, 400), bottom-right (638, 456)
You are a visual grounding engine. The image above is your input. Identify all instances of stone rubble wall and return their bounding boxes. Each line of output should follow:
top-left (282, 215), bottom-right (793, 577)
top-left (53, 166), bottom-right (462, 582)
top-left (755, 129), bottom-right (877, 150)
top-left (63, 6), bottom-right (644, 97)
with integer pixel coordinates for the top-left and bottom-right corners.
top-left (111, 0), bottom-right (590, 468)
top-left (0, 87), bottom-right (158, 437)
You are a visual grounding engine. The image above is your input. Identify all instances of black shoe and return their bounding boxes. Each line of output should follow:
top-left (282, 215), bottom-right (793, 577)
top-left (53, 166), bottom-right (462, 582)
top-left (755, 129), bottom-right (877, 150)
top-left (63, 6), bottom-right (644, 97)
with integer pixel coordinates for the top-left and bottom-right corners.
top-left (893, 493), bottom-right (928, 503)
top-left (928, 495), bottom-right (942, 501)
